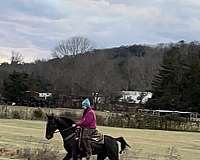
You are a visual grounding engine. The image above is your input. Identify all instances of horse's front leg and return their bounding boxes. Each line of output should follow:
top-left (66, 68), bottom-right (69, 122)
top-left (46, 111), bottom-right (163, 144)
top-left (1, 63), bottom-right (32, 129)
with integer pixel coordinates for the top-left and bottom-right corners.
top-left (97, 154), bottom-right (107, 160)
top-left (64, 138), bottom-right (79, 160)
top-left (72, 150), bottom-right (79, 160)
top-left (63, 152), bottom-right (72, 160)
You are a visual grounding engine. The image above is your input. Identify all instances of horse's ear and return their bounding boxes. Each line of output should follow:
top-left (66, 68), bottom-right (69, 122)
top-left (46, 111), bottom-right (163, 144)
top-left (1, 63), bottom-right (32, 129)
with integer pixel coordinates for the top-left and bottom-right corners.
top-left (46, 113), bottom-right (55, 119)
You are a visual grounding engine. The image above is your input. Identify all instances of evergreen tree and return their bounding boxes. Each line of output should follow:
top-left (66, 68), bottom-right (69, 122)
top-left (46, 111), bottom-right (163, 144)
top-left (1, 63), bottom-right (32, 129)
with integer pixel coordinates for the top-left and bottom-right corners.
top-left (2, 71), bottom-right (29, 102)
top-left (150, 46), bottom-right (183, 109)
top-left (148, 43), bottom-right (200, 112)
top-left (2, 71), bottom-right (51, 102)
top-left (181, 44), bottom-right (200, 112)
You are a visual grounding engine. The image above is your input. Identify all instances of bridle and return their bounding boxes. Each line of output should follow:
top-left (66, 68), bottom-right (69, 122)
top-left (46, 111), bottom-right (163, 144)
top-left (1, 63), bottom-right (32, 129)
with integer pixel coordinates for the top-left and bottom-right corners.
top-left (47, 116), bottom-right (79, 143)
top-left (49, 117), bottom-right (74, 133)
top-left (49, 118), bottom-right (77, 142)
top-left (54, 126), bottom-right (77, 142)
top-left (54, 126), bottom-right (74, 134)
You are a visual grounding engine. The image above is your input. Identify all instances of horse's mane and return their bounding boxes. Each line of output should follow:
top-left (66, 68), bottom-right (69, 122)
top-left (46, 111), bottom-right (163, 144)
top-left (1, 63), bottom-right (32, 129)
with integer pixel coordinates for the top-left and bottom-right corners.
top-left (59, 116), bottom-right (75, 125)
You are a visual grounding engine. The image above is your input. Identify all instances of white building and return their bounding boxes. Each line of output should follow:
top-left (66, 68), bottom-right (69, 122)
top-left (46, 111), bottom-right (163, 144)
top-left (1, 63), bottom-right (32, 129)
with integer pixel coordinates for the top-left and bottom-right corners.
top-left (119, 91), bottom-right (152, 104)
top-left (38, 92), bottom-right (52, 100)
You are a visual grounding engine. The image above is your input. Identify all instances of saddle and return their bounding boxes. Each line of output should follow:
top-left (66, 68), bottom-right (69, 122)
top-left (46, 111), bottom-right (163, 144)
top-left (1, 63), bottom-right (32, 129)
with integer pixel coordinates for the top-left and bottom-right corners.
top-left (89, 129), bottom-right (104, 144)
top-left (75, 128), bottom-right (104, 159)
top-left (75, 128), bottom-right (104, 145)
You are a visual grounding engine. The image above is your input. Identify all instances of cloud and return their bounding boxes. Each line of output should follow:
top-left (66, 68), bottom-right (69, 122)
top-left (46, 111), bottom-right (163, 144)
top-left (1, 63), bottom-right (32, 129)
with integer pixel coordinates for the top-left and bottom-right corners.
top-left (0, 0), bottom-right (200, 62)
top-left (0, 52), bottom-right (9, 63)
top-left (0, 47), bottom-right (51, 63)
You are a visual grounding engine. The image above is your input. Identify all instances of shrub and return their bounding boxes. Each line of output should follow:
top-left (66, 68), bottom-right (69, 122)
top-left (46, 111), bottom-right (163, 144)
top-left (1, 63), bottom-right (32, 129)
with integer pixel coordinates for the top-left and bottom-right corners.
top-left (11, 110), bottom-right (21, 119)
top-left (16, 145), bottom-right (60, 160)
top-left (96, 114), bottom-right (106, 126)
top-left (32, 108), bottom-right (44, 120)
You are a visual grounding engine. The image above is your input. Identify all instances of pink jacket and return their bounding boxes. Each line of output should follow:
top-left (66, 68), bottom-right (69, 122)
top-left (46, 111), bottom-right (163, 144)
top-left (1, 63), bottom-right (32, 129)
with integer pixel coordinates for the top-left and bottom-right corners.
top-left (76, 107), bottom-right (96, 129)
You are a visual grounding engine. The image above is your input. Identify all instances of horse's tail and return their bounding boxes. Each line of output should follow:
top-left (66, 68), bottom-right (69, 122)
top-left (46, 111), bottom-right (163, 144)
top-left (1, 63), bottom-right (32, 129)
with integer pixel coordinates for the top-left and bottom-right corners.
top-left (115, 136), bottom-right (130, 154)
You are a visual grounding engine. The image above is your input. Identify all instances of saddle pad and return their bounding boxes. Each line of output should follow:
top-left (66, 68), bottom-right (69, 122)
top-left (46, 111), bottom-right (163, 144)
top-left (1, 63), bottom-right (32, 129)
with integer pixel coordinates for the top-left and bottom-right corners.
top-left (89, 131), bottom-right (104, 144)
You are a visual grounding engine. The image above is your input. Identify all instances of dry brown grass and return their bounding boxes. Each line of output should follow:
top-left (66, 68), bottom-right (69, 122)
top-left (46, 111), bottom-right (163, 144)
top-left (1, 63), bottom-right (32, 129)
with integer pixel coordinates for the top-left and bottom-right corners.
top-left (0, 119), bottom-right (200, 160)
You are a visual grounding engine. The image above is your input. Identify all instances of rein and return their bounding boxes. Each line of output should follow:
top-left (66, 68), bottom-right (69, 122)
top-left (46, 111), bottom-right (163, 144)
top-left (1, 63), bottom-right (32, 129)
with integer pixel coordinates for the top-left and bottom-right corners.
top-left (54, 126), bottom-right (77, 142)
top-left (54, 126), bottom-right (74, 134)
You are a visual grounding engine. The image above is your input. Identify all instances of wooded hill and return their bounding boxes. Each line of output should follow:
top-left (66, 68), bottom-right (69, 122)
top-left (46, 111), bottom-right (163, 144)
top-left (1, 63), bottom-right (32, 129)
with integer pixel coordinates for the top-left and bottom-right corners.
top-left (1, 41), bottom-right (200, 112)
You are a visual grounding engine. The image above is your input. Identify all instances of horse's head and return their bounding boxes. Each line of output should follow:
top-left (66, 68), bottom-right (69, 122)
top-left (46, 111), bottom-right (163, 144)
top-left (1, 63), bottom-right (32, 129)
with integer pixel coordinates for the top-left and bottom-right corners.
top-left (45, 113), bottom-right (75, 140)
top-left (45, 113), bottom-right (58, 140)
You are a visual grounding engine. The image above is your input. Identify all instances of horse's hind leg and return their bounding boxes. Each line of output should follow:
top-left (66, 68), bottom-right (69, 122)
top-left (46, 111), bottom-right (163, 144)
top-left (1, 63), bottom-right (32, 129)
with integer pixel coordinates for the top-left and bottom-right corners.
top-left (108, 153), bottom-right (119, 160)
top-left (106, 142), bottom-right (119, 160)
top-left (106, 146), bottom-right (119, 160)
top-left (97, 154), bottom-right (107, 160)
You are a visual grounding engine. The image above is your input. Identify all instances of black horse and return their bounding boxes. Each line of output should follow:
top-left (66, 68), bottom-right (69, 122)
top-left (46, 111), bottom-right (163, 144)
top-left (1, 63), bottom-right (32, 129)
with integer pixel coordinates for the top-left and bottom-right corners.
top-left (45, 114), bottom-right (130, 160)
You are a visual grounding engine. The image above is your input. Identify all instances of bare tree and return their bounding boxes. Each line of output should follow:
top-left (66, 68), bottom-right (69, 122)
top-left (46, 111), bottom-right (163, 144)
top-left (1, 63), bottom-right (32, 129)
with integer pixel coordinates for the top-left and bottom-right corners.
top-left (52, 36), bottom-right (94, 58)
top-left (124, 47), bottom-right (163, 91)
top-left (11, 51), bottom-right (24, 64)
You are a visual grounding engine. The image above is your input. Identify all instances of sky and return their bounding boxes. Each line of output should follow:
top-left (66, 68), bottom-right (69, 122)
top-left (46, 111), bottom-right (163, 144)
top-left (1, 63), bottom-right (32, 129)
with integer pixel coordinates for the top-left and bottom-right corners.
top-left (1, 0), bottom-right (200, 63)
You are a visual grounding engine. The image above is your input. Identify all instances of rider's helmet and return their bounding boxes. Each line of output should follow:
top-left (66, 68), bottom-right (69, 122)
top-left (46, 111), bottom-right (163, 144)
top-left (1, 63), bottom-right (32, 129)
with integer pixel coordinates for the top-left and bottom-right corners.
top-left (82, 98), bottom-right (91, 109)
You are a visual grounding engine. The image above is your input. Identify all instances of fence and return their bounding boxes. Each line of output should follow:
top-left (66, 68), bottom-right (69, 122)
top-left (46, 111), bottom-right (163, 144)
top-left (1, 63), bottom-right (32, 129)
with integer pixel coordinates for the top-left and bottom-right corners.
top-left (0, 105), bottom-right (200, 132)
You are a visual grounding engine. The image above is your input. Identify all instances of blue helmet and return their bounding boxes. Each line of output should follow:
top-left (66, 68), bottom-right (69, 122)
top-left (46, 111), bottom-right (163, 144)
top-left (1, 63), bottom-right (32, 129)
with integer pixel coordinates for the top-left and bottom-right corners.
top-left (82, 98), bottom-right (91, 108)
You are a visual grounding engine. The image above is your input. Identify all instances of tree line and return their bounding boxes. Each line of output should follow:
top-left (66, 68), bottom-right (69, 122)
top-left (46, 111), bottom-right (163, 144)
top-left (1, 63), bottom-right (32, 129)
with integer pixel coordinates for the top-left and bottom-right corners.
top-left (0, 38), bottom-right (200, 112)
top-left (0, 45), bottom-right (163, 102)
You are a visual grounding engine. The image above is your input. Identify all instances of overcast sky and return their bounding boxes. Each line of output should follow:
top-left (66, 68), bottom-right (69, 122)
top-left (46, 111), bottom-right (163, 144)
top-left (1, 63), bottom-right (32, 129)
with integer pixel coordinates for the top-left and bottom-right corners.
top-left (0, 0), bottom-right (200, 62)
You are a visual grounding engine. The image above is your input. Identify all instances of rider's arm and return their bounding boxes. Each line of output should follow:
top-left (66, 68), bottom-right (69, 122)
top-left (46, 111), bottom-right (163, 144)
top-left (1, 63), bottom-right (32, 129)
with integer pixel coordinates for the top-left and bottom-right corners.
top-left (76, 111), bottom-right (94, 128)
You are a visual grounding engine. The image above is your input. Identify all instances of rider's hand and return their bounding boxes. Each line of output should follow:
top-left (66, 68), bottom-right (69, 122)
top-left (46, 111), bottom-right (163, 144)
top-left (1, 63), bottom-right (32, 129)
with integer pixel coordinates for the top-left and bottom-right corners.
top-left (72, 124), bottom-right (76, 127)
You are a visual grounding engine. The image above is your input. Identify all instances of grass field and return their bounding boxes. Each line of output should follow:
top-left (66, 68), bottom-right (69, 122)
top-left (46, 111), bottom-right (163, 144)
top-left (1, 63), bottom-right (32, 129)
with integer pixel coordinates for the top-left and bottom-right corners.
top-left (0, 119), bottom-right (200, 160)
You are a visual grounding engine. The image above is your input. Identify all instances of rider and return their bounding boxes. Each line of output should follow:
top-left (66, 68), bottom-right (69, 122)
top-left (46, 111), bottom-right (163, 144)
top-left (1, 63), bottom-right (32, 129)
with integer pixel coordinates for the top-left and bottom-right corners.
top-left (73, 98), bottom-right (96, 160)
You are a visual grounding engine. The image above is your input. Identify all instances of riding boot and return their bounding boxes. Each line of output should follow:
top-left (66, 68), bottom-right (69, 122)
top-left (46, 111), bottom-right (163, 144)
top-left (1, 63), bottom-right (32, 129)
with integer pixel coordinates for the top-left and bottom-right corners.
top-left (85, 140), bottom-right (92, 160)
top-left (83, 139), bottom-right (92, 160)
